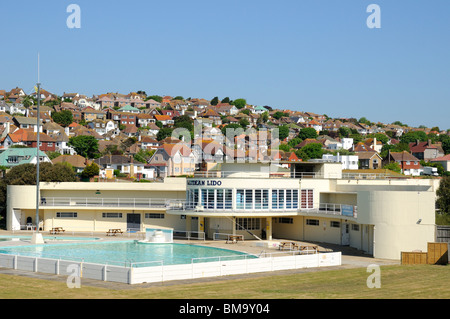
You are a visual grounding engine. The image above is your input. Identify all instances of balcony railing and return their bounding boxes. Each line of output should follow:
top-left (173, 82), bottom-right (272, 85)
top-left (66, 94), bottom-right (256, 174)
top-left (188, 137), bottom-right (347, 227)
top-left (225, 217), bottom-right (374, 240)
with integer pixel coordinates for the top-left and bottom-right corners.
top-left (40, 197), bottom-right (168, 208)
top-left (191, 170), bottom-right (323, 179)
top-left (39, 197), bottom-right (357, 218)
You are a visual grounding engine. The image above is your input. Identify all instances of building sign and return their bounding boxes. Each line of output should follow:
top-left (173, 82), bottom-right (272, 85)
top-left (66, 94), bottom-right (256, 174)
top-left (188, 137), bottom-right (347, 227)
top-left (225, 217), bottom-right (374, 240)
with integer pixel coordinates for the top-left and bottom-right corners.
top-left (342, 205), bottom-right (354, 217)
top-left (187, 180), bottom-right (222, 186)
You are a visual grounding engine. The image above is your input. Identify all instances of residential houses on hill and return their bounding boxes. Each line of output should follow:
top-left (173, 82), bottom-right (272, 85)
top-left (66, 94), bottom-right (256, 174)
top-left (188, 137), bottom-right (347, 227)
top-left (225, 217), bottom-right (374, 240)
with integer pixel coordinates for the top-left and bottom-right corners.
top-left (0, 87), bottom-right (448, 179)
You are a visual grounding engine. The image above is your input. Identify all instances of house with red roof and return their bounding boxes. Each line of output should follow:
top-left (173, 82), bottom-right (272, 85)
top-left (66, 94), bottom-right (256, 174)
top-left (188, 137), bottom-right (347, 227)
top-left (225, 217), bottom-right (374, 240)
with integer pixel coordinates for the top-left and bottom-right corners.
top-left (148, 143), bottom-right (196, 177)
top-left (3, 129), bottom-right (56, 152)
top-left (409, 140), bottom-right (444, 161)
top-left (384, 151), bottom-right (421, 176)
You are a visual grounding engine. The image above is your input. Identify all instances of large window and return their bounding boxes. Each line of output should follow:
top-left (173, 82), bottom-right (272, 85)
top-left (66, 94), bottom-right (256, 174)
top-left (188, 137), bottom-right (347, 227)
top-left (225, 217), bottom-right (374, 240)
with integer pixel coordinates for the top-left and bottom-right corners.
top-left (102, 212), bottom-right (122, 218)
top-left (56, 212), bottom-right (77, 218)
top-left (186, 189), bottom-right (199, 209)
top-left (188, 188), bottom-right (233, 210)
top-left (237, 189), bottom-right (270, 210)
top-left (236, 218), bottom-right (260, 231)
top-left (272, 189), bottom-right (298, 210)
top-left (301, 189), bottom-right (314, 209)
top-left (236, 189), bottom-right (245, 210)
top-left (254, 189), bottom-right (269, 210)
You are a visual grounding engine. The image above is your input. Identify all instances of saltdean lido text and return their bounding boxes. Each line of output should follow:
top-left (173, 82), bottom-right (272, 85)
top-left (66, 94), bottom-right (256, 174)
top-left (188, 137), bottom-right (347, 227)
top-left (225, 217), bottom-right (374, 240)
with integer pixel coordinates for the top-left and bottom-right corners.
top-left (187, 180), bottom-right (222, 186)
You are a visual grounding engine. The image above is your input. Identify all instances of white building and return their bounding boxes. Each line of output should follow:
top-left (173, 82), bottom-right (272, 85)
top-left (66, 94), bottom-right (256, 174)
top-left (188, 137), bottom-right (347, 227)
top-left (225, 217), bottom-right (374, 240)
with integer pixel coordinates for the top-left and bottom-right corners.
top-left (322, 154), bottom-right (359, 170)
top-left (6, 160), bottom-right (439, 261)
top-left (341, 138), bottom-right (354, 150)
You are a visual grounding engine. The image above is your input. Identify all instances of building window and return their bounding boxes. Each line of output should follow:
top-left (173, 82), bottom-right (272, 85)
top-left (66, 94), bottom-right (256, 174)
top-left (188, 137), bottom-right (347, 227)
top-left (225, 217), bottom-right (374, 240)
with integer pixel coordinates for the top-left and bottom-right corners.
top-left (330, 221), bottom-right (340, 228)
top-left (277, 217), bottom-right (293, 224)
top-left (272, 189), bottom-right (298, 210)
top-left (145, 213), bottom-right (164, 219)
top-left (272, 189), bottom-right (284, 209)
top-left (236, 218), bottom-right (260, 230)
top-left (351, 224), bottom-right (360, 231)
top-left (236, 189), bottom-right (245, 210)
top-left (56, 212), bottom-right (77, 218)
top-left (306, 219), bottom-right (319, 226)
top-left (254, 189), bottom-right (269, 210)
top-left (301, 189), bottom-right (314, 209)
top-left (102, 212), bottom-right (122, 218)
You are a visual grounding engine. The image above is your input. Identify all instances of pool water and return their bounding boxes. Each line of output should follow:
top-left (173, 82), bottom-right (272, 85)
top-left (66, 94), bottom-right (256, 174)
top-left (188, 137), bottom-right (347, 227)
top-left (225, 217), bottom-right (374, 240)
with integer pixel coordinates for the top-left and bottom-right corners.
top-left (0, 241), bottom-right (255, 267)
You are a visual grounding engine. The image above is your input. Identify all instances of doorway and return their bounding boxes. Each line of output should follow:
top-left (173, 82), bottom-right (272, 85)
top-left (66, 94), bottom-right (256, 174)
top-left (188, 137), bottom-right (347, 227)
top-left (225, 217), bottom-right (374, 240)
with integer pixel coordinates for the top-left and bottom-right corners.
top-left (341, 222), bottom-right (350, 246)
top-left (127, 213), bottom-right (141, 231)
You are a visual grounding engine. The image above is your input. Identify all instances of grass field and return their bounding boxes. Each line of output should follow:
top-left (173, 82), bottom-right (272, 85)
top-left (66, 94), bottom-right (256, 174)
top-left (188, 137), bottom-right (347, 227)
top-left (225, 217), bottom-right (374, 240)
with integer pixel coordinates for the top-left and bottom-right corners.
top-left (0, 264), bottom-right (448, 299)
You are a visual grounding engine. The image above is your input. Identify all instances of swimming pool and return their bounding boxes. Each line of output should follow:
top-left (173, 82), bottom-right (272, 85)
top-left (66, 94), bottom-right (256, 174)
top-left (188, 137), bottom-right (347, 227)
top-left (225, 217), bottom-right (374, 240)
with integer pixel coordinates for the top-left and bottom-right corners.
top-left (0, 241), bottom-right (256, 267)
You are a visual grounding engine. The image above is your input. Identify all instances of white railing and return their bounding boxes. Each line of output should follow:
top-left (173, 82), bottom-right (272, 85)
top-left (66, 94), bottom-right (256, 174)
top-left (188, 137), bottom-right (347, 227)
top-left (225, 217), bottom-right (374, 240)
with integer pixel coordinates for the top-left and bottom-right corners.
top-left (192, 170), bottom-right (323, 179)
top-left (0, 249), bottom-right (342, 285)
top-left (172, 230), bottom-right (205, 241)
top-left (342, 172), bottom-right (400, 180)
top-left (40, 197), bottom-right (168, 208)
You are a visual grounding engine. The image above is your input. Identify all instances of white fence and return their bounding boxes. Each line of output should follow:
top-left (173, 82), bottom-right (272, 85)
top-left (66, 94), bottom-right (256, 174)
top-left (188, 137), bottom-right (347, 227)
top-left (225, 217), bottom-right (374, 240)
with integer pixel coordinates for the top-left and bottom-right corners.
top-left (0, 251), bottom-right (341, 285)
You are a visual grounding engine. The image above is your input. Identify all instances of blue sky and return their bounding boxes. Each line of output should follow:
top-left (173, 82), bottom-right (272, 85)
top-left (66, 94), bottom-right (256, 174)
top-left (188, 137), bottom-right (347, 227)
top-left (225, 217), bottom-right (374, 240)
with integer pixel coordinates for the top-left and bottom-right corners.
top-left (1, 0), bottom-right (449, 130)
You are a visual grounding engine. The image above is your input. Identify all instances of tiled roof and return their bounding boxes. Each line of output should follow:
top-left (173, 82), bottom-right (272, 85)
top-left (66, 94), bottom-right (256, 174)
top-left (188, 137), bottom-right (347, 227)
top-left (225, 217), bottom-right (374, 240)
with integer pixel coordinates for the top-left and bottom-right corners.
top-left (389, 151), bottom-right (419, 162)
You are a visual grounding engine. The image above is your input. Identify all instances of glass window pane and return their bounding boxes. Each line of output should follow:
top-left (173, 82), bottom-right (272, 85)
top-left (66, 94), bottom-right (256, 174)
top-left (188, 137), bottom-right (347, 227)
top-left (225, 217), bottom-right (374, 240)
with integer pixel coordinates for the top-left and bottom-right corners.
top-left (245, 189), bottom-right (253, 209)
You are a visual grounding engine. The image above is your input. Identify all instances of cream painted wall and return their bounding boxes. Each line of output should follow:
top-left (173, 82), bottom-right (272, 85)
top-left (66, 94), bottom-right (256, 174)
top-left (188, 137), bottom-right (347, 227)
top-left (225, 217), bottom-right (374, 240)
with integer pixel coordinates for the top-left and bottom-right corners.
top-left (357, 190), bottom-right (435, 259)
top-left (272, 216), bottom-right (303, 240)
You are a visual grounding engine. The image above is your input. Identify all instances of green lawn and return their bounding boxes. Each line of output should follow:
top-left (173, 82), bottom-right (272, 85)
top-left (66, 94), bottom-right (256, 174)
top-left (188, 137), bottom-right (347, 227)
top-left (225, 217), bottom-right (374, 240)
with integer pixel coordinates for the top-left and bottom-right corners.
top-left (0, 264), bottom-right (449, 299)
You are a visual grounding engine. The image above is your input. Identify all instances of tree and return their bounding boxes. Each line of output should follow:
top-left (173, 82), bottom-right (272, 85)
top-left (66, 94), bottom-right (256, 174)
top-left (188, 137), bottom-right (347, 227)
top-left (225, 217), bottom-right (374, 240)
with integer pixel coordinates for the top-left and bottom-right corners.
top-left (439, 134), bottom-right (450, 154)
top-left (239, 118), bottom-right (250, 129)
top-left (272, 111), bottom-right (289, 120)
top-left (297, 127), bottom-right (318, 140)
top-left (221, 123), bottom-right (244, 137)
top-left (232, 98), bottom-right (246, 109)
top-left (359, 117), bottom-right (370, 124)
top-left (0, 162), bottom-right (78, 220)
top-left (400, 131), bottom-right (428, 144)
top-left (338, 127), bottom-right (351, 138)
top-left (221, 97), bottom-right (230, 104)
top-left (277, 125), bottom-right (290, 141)
top-left (436, 176), bottom-right (450, 215)
top-left (145, 95), bottom-right (162, 103)
top-left (51, 110), bottom-right (73, 127)
top-left (174, 115), bottom-right (194, 132)
top-left (210, 97), bottom-right (219, 106)
top-left (373, 133), bottom-right (389, 144)
top-left (278, 143), bottom-right (291, 152)
top-left (380, 143), bottom-right (410, 159)
top-left (68, 135), bottom-right (99, 159)
top-left (288, 137), bottom-right (302, 148)
top-left (156, 128), bottom-right (173, 141)
top-left (81, 163), bottom-right (100, 179)
top-left (295, 143), bottom-right (323, 161)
